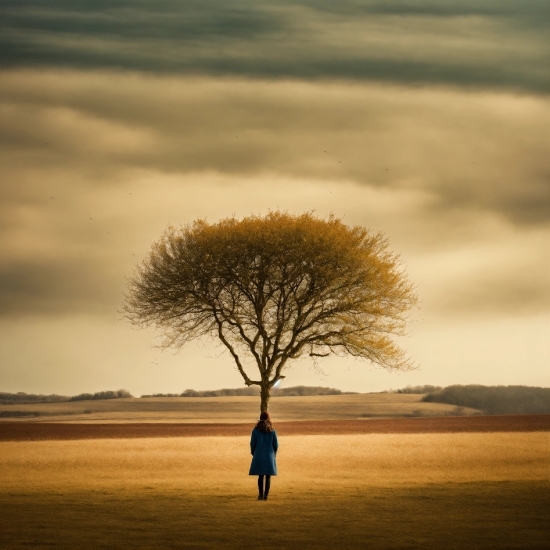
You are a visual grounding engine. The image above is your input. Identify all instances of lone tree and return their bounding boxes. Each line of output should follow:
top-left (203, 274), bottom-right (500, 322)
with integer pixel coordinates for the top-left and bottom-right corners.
top-left (124, 212), bottom-right (417, 411)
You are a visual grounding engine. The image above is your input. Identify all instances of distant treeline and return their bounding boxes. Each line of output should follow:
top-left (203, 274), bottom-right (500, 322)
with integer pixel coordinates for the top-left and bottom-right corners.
top-left (422, 385), bottom-right (550, 415)
top-left (274, 385), bottom-right (348, 396)
top-left (68, 389), bottom-right (133, 401)
top-left (0, 389), bottom-right (133, 405)
top-left (0, 392), bottom-right (68, 405)
top-left (142, 387), bottom-right (260, 398)
top-left (393, 385), bottom-right (443, 394)
top-left (141, 386), bottom-right (348, 398)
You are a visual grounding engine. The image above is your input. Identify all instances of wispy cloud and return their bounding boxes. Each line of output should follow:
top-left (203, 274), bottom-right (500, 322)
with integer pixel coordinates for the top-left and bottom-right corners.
top-left (1, 71), bottom-right (548, 225)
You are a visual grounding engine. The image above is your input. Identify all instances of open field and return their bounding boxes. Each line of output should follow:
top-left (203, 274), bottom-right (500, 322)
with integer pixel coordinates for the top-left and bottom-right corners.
top-left (0, 393), bottom-right (481, 422)
top-left (2, 433), bottom-right (547, 492)
top-left (1, 414), bottom-right (548, 441)
top-left (2, 481), bottom-right (546, 550)
top-left (1, 430), bottom-right (548, 549)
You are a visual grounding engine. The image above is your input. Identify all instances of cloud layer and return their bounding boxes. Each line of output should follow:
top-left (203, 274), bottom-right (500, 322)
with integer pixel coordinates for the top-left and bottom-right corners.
top-left (0, 4), bottom-right (548, 392)
top-left (1, 70), bottom-right (548, 225)
top-left (1, 1), bottom-right (548, 92)
top-left (0, 70), bottom-right (548, 320)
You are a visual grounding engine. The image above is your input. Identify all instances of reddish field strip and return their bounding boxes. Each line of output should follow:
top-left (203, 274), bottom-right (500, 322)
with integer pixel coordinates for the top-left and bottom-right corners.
top-left (0, 415), bottom-right (548, 441)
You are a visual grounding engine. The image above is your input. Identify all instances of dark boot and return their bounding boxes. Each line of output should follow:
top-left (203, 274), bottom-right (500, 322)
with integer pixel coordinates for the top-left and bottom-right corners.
top-left (263, 475), bottom-right (271, 500)
top-left (257, 475), bottom-right (264, 500)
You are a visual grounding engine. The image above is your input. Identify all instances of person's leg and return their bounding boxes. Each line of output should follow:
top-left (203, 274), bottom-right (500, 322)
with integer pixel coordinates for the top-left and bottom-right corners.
top-left (257, 475), bottom-right (264, 499)
top-left (264, 475), bottom-right (271, 500)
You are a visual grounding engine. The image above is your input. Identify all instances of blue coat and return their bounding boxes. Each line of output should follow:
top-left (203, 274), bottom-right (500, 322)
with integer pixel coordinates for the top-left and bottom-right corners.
top-left (249, 428), bottom-right (278, 476)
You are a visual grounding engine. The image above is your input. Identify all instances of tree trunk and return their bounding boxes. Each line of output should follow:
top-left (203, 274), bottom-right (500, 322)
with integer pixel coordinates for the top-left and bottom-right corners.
top-left (260, 383), bottom-right (270, 412)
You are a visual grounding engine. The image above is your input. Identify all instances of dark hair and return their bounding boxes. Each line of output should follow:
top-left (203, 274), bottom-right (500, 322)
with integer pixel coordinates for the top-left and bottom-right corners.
top-left (255, 411), bottom-right (274, 433)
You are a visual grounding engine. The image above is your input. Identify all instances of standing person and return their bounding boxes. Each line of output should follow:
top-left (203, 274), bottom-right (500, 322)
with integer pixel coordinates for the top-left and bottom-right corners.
top-left (249, 411), bottom-right (278, 500)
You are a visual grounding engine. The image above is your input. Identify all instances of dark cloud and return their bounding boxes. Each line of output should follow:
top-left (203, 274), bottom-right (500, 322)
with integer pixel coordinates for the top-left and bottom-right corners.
top-left (0, 258), bottom-right (121, 316)
top-left (0, 1), bottom-right (284, 41)
top-left (299, 0), bottom-right (549, 18)
top-left (0, 0), bottom-right (548, 92)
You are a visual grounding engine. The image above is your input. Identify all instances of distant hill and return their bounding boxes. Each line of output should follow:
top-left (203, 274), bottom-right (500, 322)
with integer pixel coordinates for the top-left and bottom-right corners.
top-left (422, 385), bottom-right (550, 415)
top-left (0, 389), bottom-right (133, 405)
top-left (5, 385), bottom-right (549, 414)
top-left (0, 392), bottom-right (68, 405)
top-left (141, 386), bottom-right (350, 398)
top-left (142, 387), bottom-right (260, 398)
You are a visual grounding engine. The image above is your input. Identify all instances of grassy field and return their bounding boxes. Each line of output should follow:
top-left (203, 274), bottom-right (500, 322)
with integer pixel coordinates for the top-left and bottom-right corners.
top-left (1, 432), bottom-right (548, 549)
top-left (0, 393), bottom-right (480, 422)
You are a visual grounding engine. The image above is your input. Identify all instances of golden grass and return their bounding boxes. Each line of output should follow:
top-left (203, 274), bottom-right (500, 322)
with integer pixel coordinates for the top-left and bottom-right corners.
top-left (0, 432), bottom-right (546, 493)
top-left (0, 393), bottom-right (480, 423)
top-left (0, 432), bottom-right (548, 549)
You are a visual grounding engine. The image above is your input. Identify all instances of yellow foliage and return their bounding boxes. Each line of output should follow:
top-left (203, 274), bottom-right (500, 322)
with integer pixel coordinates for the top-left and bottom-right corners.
top-left (125, 212), bottom-right (418, 410)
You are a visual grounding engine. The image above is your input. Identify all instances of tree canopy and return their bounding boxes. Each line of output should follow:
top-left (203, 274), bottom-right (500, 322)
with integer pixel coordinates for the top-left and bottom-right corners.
top-left (124, 212), bottom-right (418, 411)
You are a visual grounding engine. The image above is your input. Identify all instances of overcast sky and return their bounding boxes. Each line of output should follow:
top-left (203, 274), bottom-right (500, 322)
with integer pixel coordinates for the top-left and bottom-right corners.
top-left (1, 0), bottom-right (548, 395)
